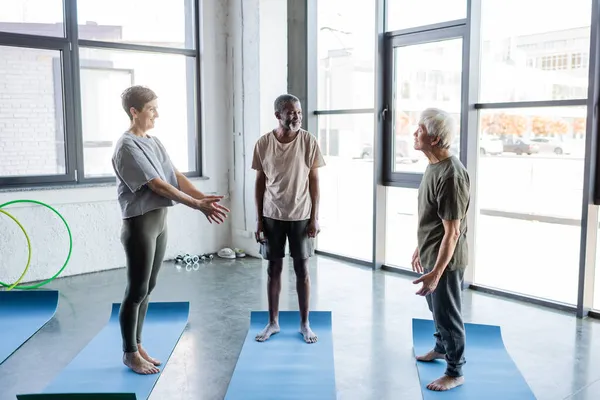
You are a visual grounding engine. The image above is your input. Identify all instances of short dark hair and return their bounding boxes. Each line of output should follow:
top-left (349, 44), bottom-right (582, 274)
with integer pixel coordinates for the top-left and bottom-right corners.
top-left (274, 94), bottom-right (300, 114)
top-left (121, 85), bottom-right (158, 120)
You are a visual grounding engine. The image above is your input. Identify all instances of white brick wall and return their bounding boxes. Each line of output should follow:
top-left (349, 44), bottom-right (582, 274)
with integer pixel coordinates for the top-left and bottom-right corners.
top-left (0, 46), bottom-right (62, 177)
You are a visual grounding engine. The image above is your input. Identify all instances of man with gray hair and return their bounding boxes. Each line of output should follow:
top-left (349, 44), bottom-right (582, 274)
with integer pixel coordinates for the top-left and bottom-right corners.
top-left (252, 94), bottom-right (325, 344)
top-left (411, 108), bottom-right (470, 391)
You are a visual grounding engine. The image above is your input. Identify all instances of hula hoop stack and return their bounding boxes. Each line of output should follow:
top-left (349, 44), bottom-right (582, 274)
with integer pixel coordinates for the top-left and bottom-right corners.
top-left (0, 199), bottom-right (72, 291)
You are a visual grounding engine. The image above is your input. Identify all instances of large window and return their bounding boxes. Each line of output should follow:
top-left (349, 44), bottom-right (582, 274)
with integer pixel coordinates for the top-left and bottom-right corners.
top-left (391, 38), bottom-right (463, 175)
top-left (471, 0), bottom-right (592, 306)
top-left (317, 113), bottom-right (374, 261)
top-left (317, 0), bottom-right (375, 110)
top-left (475, 107), bottom-right (587, 305)
top-left (384, 187), bottom-right (418, 269)
top-left (480, 0), bottom-right (592, 103)
top-left (77, 0), bottom-right (194, 49)
top-left (351, 0), bottom-right (600, 318)
top-left (0, 0), bottom-right (201, 186)
top-left (79, 49), bottom-right (197, 177)
top-left (386, 0), bottom-right (467, 32)
top-left (383, 22), bottom-right (466, 188)
top-left (0, 46), bottom-right (67, 178)
top-left (314, 0), bottom-right (376, 261)
top-left (0, 0), bottom-right (65, 37)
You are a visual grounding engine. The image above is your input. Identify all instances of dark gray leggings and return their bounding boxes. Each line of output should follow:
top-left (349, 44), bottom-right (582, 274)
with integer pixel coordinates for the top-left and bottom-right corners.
top-left (119, 207), bottom-right (168, 353)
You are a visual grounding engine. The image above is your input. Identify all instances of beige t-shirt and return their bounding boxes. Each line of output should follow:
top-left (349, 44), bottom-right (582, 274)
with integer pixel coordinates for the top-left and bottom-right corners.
top-left (251, 129), bottom-right (326, 221)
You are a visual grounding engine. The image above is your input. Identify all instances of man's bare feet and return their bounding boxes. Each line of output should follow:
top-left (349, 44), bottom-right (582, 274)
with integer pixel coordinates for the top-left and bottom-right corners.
top-left (300, 323), bottom-right (318, 343)
top-left (415, 349), bottom-right (445, 362)
top-left (427, 375), bottom-right (464, 391)
top-left (255, 322), bottom-right (280, 342)
top-left (123, 351), bottom-right (159, 375)
top-left (138, 344), bottom-right (161, 366)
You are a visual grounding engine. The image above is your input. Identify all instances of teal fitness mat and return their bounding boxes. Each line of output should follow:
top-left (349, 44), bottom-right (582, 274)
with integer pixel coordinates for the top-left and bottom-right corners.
top-left (413, 318), bottom-right (536, 399)
top-left (17, 301), bottom-right (189, 400)
top-left (0, 290), bottom-right (58, 365)
top-left (225, 311), bottom-right (337, 400)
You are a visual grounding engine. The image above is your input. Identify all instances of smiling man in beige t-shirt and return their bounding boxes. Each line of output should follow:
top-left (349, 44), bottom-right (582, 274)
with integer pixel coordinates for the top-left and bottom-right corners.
top-left (252, 93), bottom-right (325, 344)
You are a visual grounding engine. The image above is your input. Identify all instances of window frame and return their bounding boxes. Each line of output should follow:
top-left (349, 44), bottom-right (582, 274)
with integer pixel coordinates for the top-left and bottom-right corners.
top-left (0, 0), bottom-right (203, 189)
top-left (382, 20), bottom-right (469, 189)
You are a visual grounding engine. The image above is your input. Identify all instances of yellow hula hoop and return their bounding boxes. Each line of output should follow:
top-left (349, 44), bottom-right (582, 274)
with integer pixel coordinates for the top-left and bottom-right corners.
top-left (0, 209), bottom-right (32, 291)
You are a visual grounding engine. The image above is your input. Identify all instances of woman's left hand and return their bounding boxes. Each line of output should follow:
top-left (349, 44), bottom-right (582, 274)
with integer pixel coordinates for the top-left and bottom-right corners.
top-left (193, 196), bottom-right (230, 224)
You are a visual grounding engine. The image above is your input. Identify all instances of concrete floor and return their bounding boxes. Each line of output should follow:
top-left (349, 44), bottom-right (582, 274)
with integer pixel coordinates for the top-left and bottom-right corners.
top-left (1, 255), bottom-right (600, 400)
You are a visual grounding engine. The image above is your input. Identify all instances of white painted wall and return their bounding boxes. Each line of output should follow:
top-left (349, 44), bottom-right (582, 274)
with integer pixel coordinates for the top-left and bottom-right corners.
top-left (0, 0), bottom-right (232, 285)
top-left (229, 0), bottom-right (288, 257)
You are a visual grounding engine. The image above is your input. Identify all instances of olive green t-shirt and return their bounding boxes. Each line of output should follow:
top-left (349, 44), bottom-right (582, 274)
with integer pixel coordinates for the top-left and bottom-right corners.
top-left (417, 155), bottom-right (470, 272)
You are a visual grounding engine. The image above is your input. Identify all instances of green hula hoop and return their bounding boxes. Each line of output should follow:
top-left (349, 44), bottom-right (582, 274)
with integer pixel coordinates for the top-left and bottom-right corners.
top-left (0, 199), bottom-right (73, 290)
top-left (0, 209), bottom-right (32, 291)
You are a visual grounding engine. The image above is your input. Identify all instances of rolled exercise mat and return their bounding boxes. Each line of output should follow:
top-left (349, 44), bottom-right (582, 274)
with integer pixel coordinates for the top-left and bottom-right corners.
top-left (0, 290), bottom-right (59, 365)
top-left (225, 311), bottom-right (337, 400)
top-left (17, 301), bottom-right (189, 400)
top-left (412, 318), bottom-right (536, 399)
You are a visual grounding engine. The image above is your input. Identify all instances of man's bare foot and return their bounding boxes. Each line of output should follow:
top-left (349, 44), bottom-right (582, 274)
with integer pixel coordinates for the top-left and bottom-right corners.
top-left (427, 375), bottom-right (464, 391)
top-left (255, 322), bottom-right (280, 342)
top-left (138, 344), bottom-right (161, 366)
top-left (416, 349), bottom-right (445, 362)
top-left (123, 351), bottom-right (159, 375)
top-left (300, 323), bottom-right (318, 343)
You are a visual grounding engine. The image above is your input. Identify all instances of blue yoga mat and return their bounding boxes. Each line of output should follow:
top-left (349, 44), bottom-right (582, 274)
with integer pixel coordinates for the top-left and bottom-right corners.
top-left (17, 301), bottom-right (189, 400)
top-left (412, 318), bottom-right (536, 399)
top-left (0, 290), bottom-right (59, 365)
top-left (225, 311), bottom-right (337, 400)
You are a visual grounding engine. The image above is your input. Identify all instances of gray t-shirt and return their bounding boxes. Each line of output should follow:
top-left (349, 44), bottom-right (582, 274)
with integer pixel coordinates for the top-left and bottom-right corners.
top-left (111, 132), bottom-right (180, 219)
top-left (417, 155), bottom-right (470, 272)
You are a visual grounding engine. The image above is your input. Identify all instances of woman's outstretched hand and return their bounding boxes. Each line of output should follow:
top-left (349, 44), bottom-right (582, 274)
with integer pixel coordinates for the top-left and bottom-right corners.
top-left (192, 195), bottom-right (230, 224)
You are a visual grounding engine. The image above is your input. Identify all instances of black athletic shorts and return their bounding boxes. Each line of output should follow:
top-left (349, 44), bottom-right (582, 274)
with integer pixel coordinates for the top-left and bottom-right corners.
top-left (259, 217), bottom-right (315, 260)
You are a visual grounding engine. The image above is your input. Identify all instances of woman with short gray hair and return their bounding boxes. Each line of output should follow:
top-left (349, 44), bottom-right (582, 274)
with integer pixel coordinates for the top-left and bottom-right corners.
top-left (112, 85), bottom-right (230, 374)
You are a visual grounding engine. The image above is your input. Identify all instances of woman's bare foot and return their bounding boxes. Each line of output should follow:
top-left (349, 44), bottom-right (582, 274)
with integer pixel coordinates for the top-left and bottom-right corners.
top-left (416, 349), bottom-right (445, 362)
top-left (255, 322), bottom-right (280, 342)
top-left (427, 375), bottom-right (464, 391)
top-left (300, 322), bottom-right (318, 343)
top-left (138, 344), bottom-right (161, 366)
top-left (123, 351), bottom-right (159, 375)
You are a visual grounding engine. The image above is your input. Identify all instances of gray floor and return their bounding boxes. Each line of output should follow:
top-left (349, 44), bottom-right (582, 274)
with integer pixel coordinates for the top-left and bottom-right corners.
top-left (1, 255), bottom-right (600, 400)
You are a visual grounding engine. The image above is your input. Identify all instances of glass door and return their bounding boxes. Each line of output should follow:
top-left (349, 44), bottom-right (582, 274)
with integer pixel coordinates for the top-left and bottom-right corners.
top-left (382, 24), bottom-right (467, 270)
top-left (383, 25), bottom-right (466, 187)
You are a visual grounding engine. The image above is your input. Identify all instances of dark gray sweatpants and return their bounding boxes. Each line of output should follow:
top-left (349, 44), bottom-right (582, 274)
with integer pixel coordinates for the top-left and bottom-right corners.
top-left (119, 207), bottom-right (168, 353)
top-left (425, 267), bottom-right (466, 377)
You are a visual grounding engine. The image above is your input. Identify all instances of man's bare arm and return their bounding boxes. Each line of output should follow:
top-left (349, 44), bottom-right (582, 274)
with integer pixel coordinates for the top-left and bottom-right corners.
top-left (431, 219), bottom-right (461, 276)
top-left (255, 170), bottom-right (266, 220)
top-left (308, 168), bottom-right (320, 221)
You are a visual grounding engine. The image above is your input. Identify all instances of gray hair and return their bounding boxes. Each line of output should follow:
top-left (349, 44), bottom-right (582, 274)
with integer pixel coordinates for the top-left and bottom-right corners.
top-left (419, 108), bottom-right (456, 149)
top-left (274, 94), bottom-right (300, 113)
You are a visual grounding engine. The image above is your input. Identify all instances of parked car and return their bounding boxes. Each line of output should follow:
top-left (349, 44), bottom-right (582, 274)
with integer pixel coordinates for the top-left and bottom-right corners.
top-left (529, 137), bottom-right (571, 155)
top-left (449, 135), bottom-right (503, 156)
top-left (480, 136), bottom-right (503, 155)
top-left (502, 137), bottom-right (539, 155)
